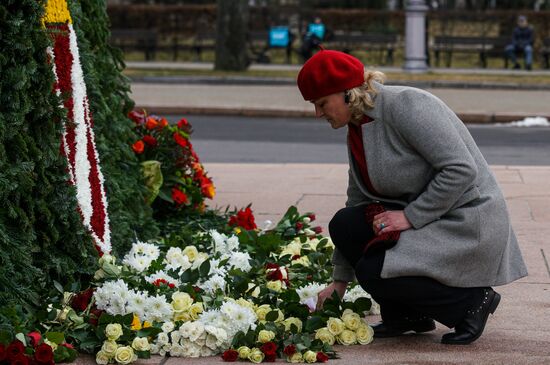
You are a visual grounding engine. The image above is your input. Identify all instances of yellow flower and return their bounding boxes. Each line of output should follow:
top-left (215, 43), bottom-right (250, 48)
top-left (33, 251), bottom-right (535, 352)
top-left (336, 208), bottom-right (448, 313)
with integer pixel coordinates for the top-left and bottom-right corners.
top-left (101, 340), bottom-right (118, 357)
top-left (337, 329), bottom-right (357, 346)
top-left (131, 337), bottom-right (151, 352)
top-left (255, 304), bottom-right (272, 322)
top-left (234, 227), bottom-right (242, 234)
top-left (288, 352), bottom-right (303, 363)
top-left (238, 346), bottom-right (251, 359)
top-left (341, 309), bottom-right (362, 331)
top-left (105, 323), bottom-right (123, 341)
top-left (42, 0), bottom-right (73, 25)
top-left (95, 350), bottom-right (110, 365)
top-left (280, 242), bottom-right (302, 257)
top-left (189, 302), bottom-right (204, 320)
top-left (326, 317), bottom-right (345, 336)
top-left (248, 348), bottom-right (265, 364)
top-left (291, 256), bottom-right (310, 267)
top-left (236, 298), bottom-right (255, 310)
top-left (142, 321), bottom-right (152, 328)
top-left (266, 280), bottom-right (283, 292)
top-left (257, 330), bottom-right (276, 343)
top-left (174, 311), bottom-right (192, 322)
top-left (283, 317), bottom-right (303, 333)
top-left (182, 246), bottom-right (199, 262)
top-left (172, 292), bottom-right (193, 313)
top-left (356, 323), bottom-right (374, 345)
top-left (315, 327), bottom-right (335, 345)
top-left (114, 346), bottom-right (137, 365)
top-left (131, 314), bottom-right (142, 331)
top-left (303, 350), bottom-right (317, 363)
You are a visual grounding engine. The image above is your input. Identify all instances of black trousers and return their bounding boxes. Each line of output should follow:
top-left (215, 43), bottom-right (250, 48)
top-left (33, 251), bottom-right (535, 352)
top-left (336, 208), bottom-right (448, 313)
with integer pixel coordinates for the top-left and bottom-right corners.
top-left (329, 205), bottom-right (486, 328)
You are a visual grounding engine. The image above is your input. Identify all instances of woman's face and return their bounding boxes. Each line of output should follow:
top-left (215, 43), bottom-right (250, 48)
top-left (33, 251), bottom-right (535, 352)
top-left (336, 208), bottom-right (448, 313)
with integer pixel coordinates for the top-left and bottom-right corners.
top-left (312, 92), bottom-right (352, 129)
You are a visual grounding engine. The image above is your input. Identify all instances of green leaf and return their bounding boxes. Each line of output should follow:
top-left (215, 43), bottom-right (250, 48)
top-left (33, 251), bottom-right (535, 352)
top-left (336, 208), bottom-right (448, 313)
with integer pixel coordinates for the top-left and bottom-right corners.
top-left (304, 316), bottom-right (324, 332)
top-left (53, 280), bottom-right (64, 294)
top-left (136, 350), bottom-right (151, 359)
top-left (265, 310), bottom-right (279, 322)
top-left (199, 260), bottom-right (211, 277)
top-left (46, 332), bottom-right (65, 345)
top-left (141, 160), bottom-right (163, 205)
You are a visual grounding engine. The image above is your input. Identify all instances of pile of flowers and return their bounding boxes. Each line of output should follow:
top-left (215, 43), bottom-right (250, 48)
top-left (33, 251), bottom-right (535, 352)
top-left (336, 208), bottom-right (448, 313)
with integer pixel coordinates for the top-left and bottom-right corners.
top-left (43, 206), bottom-right (379, 364)
top-left (0, 331), bottom-right (77, 365)
top-left (128, 111), bottom-right (215, 215)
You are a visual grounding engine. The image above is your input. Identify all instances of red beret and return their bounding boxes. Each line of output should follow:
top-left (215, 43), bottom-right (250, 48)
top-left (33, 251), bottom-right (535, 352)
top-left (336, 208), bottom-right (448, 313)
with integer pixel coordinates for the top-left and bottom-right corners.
top-left (297, 50), bottom-right (365, 101)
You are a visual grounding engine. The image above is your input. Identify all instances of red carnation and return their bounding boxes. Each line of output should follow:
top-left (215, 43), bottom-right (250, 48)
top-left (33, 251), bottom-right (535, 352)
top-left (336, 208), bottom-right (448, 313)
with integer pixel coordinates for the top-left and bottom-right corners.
top-left (283, 344), bottom-right (296, 356)
top-left (142, 134), bottom-right (158, 147)
top-left (308, 214), bottom-right (316, 221)
top-left (173, 132), bottom-right (188, 148)
top-left (34, 343), bottom-right (54, 364)
top-left (71, 287), bottom-right (94, 312)
top-left (266, 268), bottom-right (283, 281)
top-left (177, 117), bottom-right (189, 128)
top-left (228, 207), bottom-right (257, 230)
top-left (7, 341), bottom-right (25, 361)
top-left (221, 349), bottom-right (238, 362)
top-left (316, 352), bottom-right (329, 362)
top-left (171, 187), bottom-right (189, 205)
top-left (132, 140), bottom-right (144, 154)
top-left (313, 226), bottom-right (323, 234)
top-left (260, 342), bottom-right (277, 356)
top-left (264, 353), bottom-right (277, 362)
top-left (11, 354), bottom-right (29, 365)
top-left (295, 222), bottom-right (304, 230)
top-left (27, 331), bottom-right (42, 347)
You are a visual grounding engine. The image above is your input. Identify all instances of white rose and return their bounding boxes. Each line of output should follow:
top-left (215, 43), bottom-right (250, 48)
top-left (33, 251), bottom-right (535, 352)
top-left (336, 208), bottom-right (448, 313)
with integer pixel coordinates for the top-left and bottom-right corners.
top-left (315, 327), bottom-right (335, 346)
top-left (172, 292), bottom-right (193, 312)
top-left (131, 337), bottom-right (151, 352)
top-left (257, 330), bottom-right (275, 343)
top-left (95, 350), bottom-right (110, 365)
top-left (303, 350), bottom-right (317, 363)
top-left (341, 309), bottom-right (362, 331)
top-left (182, 246), bottom-right (199, 262)
top-left (326, 318), bottom-right (345, 336)
top-left (105, 323), bottom-right (123, 341)
top-left (337, 329), bottom-right (357, 346)
top-left (266, 280), bottom-right (283, 292)
top-left (101, 340), bottom-right (118, 357)
top-left (162, 321), bottom-right (175, 333)
top-left (114, 346), bottom-right (137, 365)
top-left (356, 323), bottom-right (374, 345)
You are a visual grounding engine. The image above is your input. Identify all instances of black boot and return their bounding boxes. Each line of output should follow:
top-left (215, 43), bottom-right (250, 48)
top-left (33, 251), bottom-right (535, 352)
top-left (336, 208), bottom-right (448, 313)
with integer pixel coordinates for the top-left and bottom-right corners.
top-left (373, 317), bottom-right (436, 338)
top-left (441, 288), bottom-right (500, 345)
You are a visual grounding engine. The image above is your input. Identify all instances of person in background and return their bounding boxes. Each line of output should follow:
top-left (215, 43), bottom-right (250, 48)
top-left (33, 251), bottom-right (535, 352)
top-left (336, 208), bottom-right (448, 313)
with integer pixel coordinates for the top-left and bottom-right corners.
top-left (505, 15), bottom-right (534, 70)
top-left (296, 50), bottom-right (528, 345)
top-left (300, 17), bottom-right (328, 62)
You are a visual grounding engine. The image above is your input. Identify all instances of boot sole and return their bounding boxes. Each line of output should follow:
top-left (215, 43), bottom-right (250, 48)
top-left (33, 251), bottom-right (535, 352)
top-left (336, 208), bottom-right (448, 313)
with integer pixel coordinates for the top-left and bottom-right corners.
top-left (441, 291), bottom-right (501, 345)
top-left (374, 322), bottom-right (436, 338)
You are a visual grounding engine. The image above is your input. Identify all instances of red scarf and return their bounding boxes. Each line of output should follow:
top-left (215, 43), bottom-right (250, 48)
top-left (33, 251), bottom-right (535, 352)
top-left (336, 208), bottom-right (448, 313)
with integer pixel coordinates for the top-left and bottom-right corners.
top-left (348, 116), bottom-right (401, 253)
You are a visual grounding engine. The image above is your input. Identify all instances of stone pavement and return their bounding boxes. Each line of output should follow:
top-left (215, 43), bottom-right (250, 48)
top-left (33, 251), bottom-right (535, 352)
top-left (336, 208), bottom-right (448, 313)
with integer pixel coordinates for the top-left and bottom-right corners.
top-left (74, 164), bottom-right (550, 364)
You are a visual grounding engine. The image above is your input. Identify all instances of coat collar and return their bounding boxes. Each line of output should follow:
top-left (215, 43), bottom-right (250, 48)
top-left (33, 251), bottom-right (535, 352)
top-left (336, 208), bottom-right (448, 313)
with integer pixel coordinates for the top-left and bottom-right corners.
top-left (363, 81), bottom-right (385, 121)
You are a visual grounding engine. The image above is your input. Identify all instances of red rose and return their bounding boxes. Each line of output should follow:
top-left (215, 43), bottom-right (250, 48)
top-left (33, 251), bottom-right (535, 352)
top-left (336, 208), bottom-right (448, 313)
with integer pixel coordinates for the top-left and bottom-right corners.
top-left (264, 353), bottom-right (277, 362)
top-left (295, 222), bottom-right (304, 230)
top-left (172, 187), bottom-right (189, 205)
top-left (7, 341), bottom-right (25, 361)
top-left (34, 343), bottom-right (53, 363)
top-left (260, 342), bottom-right (277, 356)
top-left (132, 140), bottom-right (144, 154)
top-left (283, 344), bottom-right (296, 356)
top-left (313, 226), bottom-right (323, 234)
top-left (228, 207), bottom-right (257, 230)
top-left (145, 117), bottom-right (158, 130)
top-left (265, 263), bottom-right (279, 270)
top-left (71, 287), bottom-right (94, 312)
top-left (11, 354), bottom-right (29, 365)
top-left (27, 331), bottom-right (41, 347)
top-left (128, 110), bottom-right (145, 124)
top-left (142, 134), bottom-right (157, 147)
top-left (158, 117), bottom-right (169, 129)
top-left (173, 132), bottom-right (188, 148)
top-left (221, 349), bottom-right (238, 362)
top-left (266, 268), bottom-right (283, 281)
top-left (177, 117), bottom-right (189, 128)
top-left (88, 307), bottom-right (104, 326)
top-left (316, 352), bottom-right (329, 362)
top-left (291, 254), bottom-right (301, 261)
top-left (308, 214), bottom-right (316, 221)
top-left (0, 344), bottom-right (6, 362)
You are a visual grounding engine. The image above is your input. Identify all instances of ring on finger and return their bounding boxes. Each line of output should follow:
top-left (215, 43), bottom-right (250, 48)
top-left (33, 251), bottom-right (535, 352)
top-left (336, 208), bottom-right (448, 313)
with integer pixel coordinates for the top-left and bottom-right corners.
top-left (379, 223), bottom-right (385, 229)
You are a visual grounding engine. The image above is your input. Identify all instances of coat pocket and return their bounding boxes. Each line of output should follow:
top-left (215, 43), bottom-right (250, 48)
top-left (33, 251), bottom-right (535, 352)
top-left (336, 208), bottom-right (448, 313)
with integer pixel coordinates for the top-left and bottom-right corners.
top-left (450, 185), bottom-right (481, 211)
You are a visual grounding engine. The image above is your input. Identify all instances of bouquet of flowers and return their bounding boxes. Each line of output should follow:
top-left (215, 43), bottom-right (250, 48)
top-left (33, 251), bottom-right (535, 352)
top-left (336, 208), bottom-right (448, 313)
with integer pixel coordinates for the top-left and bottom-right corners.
top-left (128, 110), bottom-right (215, 217)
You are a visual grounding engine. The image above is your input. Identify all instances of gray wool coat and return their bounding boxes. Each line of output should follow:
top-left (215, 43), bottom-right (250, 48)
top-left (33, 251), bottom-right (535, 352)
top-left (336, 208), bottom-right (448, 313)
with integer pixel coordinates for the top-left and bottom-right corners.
top-left (332, 82), bottom-right (528, 288)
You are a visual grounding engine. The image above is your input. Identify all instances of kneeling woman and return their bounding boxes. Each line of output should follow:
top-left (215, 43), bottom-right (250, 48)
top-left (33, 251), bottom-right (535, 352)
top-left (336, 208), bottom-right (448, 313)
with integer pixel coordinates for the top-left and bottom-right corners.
top-left (297, 50), bottom-right (527, 344)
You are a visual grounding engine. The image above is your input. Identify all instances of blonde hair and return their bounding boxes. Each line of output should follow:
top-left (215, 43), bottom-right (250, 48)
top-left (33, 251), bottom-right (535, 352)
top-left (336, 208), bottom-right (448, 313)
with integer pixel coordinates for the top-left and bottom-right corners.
top-left (347, 70), bottom-right (386, 123)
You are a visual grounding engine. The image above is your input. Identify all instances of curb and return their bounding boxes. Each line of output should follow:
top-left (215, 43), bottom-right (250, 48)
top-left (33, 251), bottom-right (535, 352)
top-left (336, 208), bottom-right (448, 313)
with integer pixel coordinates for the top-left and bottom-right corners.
top-left (135, 105), bottom-right (549, 124)
top-left (129, 76), bottom-right (550, 91)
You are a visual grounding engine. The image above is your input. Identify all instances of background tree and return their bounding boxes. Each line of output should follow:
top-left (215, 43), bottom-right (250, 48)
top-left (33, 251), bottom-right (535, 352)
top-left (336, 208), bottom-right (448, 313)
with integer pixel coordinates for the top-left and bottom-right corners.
top-left (214, 0), bottom-right (250, 71)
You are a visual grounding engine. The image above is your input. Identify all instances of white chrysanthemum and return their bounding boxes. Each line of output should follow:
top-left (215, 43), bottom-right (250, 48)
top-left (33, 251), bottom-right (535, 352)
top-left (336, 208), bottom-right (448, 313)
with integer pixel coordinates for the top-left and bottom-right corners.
top-left (146, 270), bottom-right (180, 287)
top-left (343, 285), bottom-right (381, 314)
top-left (227, 251), bottom-right (252, 272)
top-left (156, 332), bottom-right (169, 346)
top-left (178, 321), bottom-right (194, 339)
top-left (201, 346), bottom-right (216, 357)
top-left (201, 274), bottom-right (226, 295)
top-left (144, 295), bottom-right (172, 323)
top-left (182, 341), bottom-right (201, 358)
top-left (197, 309), bottom-right (223, 329)
top-left (296, 283), bottom-right (326, 304)
top-left (162, 321), bottom-right (175, 333)
top-left (123, 255), bottom-right (152, 273)
top-left (210, 230), bottom-right (229, 254)
top-left (188, 322), bottom-right (205, 342)
top-left (93, 279), bottom-right (131, 315)
top-left (126, 290), bottom-right (147, 319)
top-left (169, 343), bottom-right (185, 357)
top-left (226, 235), bottom-right (240, 252)
top-left (122, 241), bottom-right (160, 272)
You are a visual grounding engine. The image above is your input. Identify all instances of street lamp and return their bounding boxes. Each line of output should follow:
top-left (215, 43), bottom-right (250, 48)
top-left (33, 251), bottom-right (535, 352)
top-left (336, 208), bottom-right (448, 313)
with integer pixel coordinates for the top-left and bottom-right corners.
top-left (403, 0), bottom-right (429, 73)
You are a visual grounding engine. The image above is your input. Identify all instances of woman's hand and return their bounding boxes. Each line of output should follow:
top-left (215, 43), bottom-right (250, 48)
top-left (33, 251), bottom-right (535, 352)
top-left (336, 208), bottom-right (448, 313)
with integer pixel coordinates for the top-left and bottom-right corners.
top-left (316, 281), bottom-right (348, 311)
top-left (373, 210), bottom-right (412, 235)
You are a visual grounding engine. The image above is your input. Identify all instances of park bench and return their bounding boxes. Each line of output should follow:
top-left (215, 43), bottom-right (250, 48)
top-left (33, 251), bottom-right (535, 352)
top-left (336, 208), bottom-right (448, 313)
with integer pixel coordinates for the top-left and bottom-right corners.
top-left (248, 28), bottom-right (295, 64)
top-left (323, 32), bottom-right (398, 65)
top-left (432, 35), bottom-right (509, 68)
top-left (542, 37), bottom-right (550, 69)
top-left (110, 28), bottom-right (158, 61)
